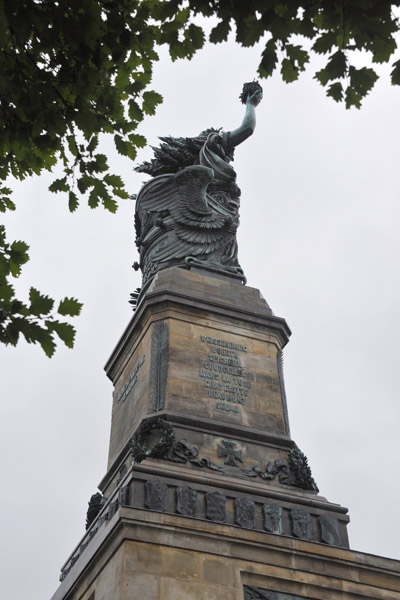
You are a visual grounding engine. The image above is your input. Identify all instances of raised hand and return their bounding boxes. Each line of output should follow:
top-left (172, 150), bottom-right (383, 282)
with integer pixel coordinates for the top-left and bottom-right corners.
top-left (247, 88), bottom-right (263, 107)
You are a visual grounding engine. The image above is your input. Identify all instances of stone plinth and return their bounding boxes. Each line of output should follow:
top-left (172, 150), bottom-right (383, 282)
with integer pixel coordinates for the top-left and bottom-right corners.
top-left (50, 267), bottom-right (400, 600)
top-left (105, 267), bottom-right (291, 474)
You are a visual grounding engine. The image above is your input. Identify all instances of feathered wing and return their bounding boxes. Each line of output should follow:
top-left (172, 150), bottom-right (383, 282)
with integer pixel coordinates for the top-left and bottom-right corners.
top-left (171, 166), bottom-right (237, 252)
top-left (135, 165), bottom-right (238, 269)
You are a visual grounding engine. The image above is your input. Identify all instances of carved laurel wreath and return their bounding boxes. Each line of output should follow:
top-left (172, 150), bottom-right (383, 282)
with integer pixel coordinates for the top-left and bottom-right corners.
top-left (131, 417), bottom-right (175, 463)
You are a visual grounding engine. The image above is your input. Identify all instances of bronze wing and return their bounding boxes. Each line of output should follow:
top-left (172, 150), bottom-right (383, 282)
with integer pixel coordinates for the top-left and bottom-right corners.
top-left (135, 166), bottom-right (237, 277)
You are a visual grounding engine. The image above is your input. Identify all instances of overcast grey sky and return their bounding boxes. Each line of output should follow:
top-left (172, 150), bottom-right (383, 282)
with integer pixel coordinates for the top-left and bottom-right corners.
top-left (1, 29), bottom-right (400, 600)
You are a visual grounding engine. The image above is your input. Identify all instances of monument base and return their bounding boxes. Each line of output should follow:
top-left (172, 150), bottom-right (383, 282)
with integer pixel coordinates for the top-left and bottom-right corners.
top-left (49, 268), bottom-right (400, 598)
top-left (51, 473), bottom-right (400, 600)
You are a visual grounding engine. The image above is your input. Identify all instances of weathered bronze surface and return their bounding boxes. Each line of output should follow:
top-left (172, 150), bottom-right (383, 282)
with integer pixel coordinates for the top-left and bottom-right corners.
top-left (150, 320), bottom-right (169, 411)
top-left (145, 479), bottom-right (167, 512)
top-left (133, 82), bottom-right (263, 288)
top-left (176, 485), bottom-right (197, 517)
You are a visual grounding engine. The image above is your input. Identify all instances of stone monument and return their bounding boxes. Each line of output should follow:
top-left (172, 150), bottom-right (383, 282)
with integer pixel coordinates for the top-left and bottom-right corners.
top-left (50, 84), bottom-right (400, 600)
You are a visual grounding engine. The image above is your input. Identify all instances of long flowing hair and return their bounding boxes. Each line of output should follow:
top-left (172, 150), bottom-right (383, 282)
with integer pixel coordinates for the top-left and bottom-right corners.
top-left (135, 128), bottom-right (221, 177)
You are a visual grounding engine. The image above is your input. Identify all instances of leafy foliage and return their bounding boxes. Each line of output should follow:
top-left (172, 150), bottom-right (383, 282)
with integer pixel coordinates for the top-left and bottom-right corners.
top-left (1, 0), bottom-right (399, 354)
top-left (0, 225), bottom-right (82, 356)
top-left (188, 0), bottom-right (400, 108)
top-left (0, 0), bottom-right (203, 355)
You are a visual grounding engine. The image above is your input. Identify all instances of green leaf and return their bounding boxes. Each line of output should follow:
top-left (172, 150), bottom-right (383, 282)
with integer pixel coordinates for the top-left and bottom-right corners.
top-left (10, 240), bottom-right (29, 255)
top-left (39, 332), bottom-right (56, 358)
top-left (285, 44), bottom-right (309, 71)
top-left (87, 135), bottom-right (99, 154)
top-left (67, 136), bottom-right (79, 157)
top-left (29, 287), bottom-right (54, 316)
top-left (128, 134), bottom-right (147, 148)
top-left (312, 32), bottom-right (337, 55)
top-left (281, 59), bottom-right (298, 83)
top-left (16, 318), bottom-right (44, 342)
top-left (325, 51), bottom-right (348, 80)
top-left (102, 190), bottom-right (118, 213)
top-left (0, 225), bottom-right (6, 246)
top-left (69, 190), bottom-right (79, 212)
top-left (93, 153), bottom-right (108, 173)
top-left (114, 134), bottom-right (128, 156)
top-left (103, 173), bottom-right (124, 187)
top-left (209, 19), bottom-right (230, 44)
top-left (9, 240), bottom-right (29, 276)
top-left (326, 82), bottom-right (343, 102)
top-left (77, 173), bottom-right (94, 194)
top-left (186, 24), bottom-right (205, 50)
top-left (349, 66), bottom-right (378, 97)
top-left (11, 317), bottom-right (56, 357)
top-left (49, 177), bottom-right (69, 193)
top-left (91, 180), bottom-right (118, 212)
top-left (0, 281), bottom-right (14, 301)
top-left (0, 187), bottom-right (15, 213)
top-left (372, 38), bottom-right (397, 64)
top-left (58, 297), bottom-right (83, 316)
top-left (173, 7), bottom-right (190, 27)
top-left (315, 51), bottom-right (347, 87)
top-left (0, 254), bottom-right (10, 278)
top-left (88, 187), bottom-right (100, 208)
top-left (128, 100), bottom-right (144, 122)
top-left (9, 299), bottom-right (24, 315)
top-left (5, 320), bottom-right (20, 346)
top-left (0, 197), bottom-right (16, 212)
top-left (125, 143), bottom-right (137, 161)
top-left (390, 59), bottom-right (400, 85)
top-left (345, 86), bottom-right (362, 110)
top-left (258, 39), bottom-right (278, 78)
top-left (48, 320), bottom-right (75, 348)
top-left (113, 187), bottom-right (130, 199)
top-left (142, 91), bottom-right (163, 116)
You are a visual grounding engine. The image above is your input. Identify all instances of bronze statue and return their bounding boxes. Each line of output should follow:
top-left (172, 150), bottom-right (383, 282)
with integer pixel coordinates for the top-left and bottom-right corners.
top-left (133, 82), bottom-right (263, 293)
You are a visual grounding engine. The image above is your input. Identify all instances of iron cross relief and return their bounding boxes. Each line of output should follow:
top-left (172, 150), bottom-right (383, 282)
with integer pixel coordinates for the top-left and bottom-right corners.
top-left (218, 440), bottom-right (243, 467)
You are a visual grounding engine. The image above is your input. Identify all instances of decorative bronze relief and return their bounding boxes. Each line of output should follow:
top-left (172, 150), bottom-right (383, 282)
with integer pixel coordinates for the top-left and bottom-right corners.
top-left (291, 509), bottom-right (312, 540)
top-left (218, 440), bottom-right (243, 466)
top-left (263, 503), bottom-right (283, 535)
top-left (151, 320), bottom-right (169, 412)
top-left (130, 417), bottom-right (175, 463)
top-left (176, 486), bottom-right (197, 517)
top-left (167, 439), bottom-right (223, 472)
top-left (235, 497), bottom-right (255, 529)
top-left (320, 514), bottom-right (341, 546)
top-left (145, 479), bottom-right (168, 512)
top-left (206, 491), bottom-right (226, 523)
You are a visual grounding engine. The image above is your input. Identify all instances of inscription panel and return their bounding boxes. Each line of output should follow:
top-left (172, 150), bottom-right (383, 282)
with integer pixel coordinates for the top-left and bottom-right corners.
top-left (116, 355), bottom-right (145, 403)
top-left (199, 334), bottom-right (253, 416)
top-left (168, 319), bottom-right (287, 434)
top-left (108, 334), bottom-right (151, 470)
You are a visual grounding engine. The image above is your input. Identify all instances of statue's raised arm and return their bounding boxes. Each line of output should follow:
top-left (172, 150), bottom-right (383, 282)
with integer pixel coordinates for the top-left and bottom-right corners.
top-left (228, 82), bottom-right (263, 148)
top-left (131, 82), bottom-right (263, 302)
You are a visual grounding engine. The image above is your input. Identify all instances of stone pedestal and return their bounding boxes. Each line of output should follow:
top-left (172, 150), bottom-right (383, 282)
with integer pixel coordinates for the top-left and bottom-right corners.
top-left (50, 268), bottom-right (400, 600)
